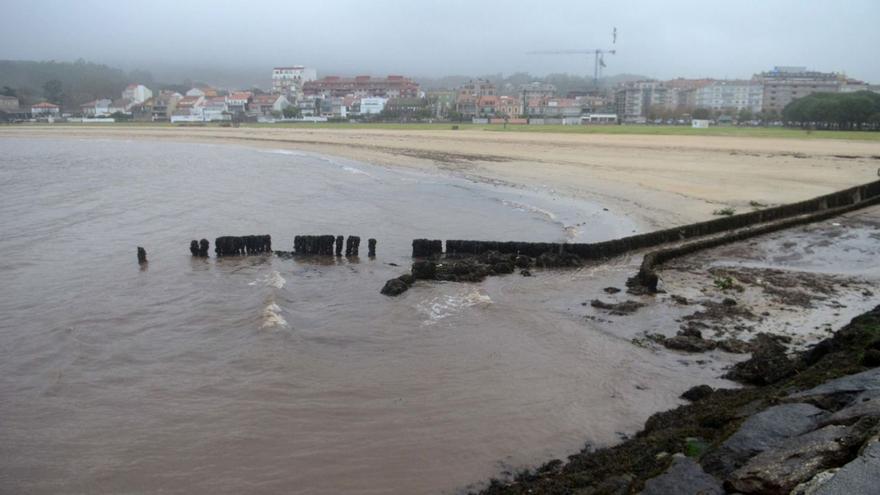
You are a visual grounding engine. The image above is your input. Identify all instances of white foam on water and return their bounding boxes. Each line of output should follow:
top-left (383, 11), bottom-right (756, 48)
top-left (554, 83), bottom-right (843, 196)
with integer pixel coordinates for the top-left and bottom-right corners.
top-left (498, 198), bottom-right (558, 222)
top-left (341, 165), bottom-right (370, 175)
top-left (260, 302), bottom-right (288, 329)
top-left (262, 149), bottom-right (307, 157)
top-left (417, 287), bottom-right (493, 325)
top-left (249, 271), bottom-right (286, 289)
top-left (268, 271), bottom-right (286, 289)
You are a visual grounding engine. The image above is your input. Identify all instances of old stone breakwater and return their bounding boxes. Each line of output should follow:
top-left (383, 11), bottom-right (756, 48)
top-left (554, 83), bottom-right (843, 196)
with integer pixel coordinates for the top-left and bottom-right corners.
top-left (144, 179), bottom-right (880, 301)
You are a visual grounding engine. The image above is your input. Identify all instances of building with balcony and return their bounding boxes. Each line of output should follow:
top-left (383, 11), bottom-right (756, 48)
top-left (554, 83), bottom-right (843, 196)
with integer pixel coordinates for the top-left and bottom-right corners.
top-left (272, 66), bottom-right (317, 95)
top-left (303, 75), bottom-right (419, 98)
top-left (756, 66), bottom-right (842, 114)
top-left (694, 80), bottom-right (763, 113)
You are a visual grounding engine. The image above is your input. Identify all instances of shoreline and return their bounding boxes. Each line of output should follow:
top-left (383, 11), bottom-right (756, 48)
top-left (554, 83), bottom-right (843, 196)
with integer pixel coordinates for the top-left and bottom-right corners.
top-left (3, 128), bottom-right (880, 493)
top-left (3, 125), bottom-right (880, 230)
top-left (476, 305), bottom-right (880, 494)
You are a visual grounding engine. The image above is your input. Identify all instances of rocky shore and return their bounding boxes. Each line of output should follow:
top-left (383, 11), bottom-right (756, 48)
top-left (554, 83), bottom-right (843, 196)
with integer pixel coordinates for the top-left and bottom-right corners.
top-left (474, 305), bottom-right (880, 495)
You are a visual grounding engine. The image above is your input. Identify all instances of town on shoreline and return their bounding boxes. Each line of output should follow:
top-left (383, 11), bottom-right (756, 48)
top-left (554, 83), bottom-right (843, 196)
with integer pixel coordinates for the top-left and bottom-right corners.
top-left (2, 62), bottom-right (879, 133)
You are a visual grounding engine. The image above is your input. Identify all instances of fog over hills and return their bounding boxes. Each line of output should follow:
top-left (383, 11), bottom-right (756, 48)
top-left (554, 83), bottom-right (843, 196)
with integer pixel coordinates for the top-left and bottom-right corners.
top-left (1, 0), bottom-right (879, 83)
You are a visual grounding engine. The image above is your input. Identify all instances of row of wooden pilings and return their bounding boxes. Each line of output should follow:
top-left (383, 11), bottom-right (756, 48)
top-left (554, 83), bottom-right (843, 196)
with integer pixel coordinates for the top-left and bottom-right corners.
top-left (174, 235), bottom-right (377, 258)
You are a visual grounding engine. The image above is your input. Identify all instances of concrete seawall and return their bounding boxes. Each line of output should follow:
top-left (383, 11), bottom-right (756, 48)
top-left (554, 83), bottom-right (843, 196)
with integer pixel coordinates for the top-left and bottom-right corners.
top-left (426, 180), bottom-right (880, 260)
top-left (632, 192), bottom-right (880, 292)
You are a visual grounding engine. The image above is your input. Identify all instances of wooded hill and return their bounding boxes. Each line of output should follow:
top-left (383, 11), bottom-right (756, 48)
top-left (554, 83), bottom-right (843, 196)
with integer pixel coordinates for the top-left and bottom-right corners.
top-left (0, 59), bottom-right (155, 109)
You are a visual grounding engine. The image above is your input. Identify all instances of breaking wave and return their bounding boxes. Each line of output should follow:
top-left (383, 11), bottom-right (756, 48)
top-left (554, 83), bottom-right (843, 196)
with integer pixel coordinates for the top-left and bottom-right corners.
top-left (261, 302), bottom-right (287, 329)
top-left (249, 270), bottom-right (286, 289)
top-left (417, 287), bottom-right (493, 325)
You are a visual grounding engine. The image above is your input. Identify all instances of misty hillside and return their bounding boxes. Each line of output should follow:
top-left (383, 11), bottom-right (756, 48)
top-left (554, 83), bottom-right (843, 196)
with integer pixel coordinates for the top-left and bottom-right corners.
top-left (0, 59), bottom-right (155, 108)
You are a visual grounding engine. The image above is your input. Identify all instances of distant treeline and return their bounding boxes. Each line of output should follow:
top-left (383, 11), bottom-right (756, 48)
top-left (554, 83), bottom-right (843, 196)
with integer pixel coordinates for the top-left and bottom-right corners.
top-left (783, 91), bottom-right (880, 130)
top-left (0, 59), bottom-right (159, 109)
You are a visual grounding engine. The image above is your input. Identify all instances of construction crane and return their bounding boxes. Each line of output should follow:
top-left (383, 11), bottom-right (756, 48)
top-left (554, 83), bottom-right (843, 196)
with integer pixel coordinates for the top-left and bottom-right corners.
top-left (528, 48), bottom-right (616, 87)
top-left (528, 28), bottom-right (618, 88)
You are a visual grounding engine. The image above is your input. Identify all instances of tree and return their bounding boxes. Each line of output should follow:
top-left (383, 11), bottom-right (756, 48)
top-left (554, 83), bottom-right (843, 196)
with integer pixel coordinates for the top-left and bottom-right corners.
top-left (1, 86), bottom-right (15, 97)
top-left (42, 79), bottom-right (64, 104)
top-left (737, 108), bottom-right (754, 123)
top-left (447, 110), bottom-right (464, 122)
top-left (109, 111), bottom-right (130, 122)
top-left (782, 91), bottom-right (880, 130)
top-left (282, 106), bottom-right (301, 119)
top-left (692, 108), bottom-right (711, 120)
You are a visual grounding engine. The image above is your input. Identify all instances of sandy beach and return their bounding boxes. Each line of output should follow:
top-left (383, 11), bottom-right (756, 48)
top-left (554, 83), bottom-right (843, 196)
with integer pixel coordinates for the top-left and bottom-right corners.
top-left (4, 125), bottom-right (880, 228)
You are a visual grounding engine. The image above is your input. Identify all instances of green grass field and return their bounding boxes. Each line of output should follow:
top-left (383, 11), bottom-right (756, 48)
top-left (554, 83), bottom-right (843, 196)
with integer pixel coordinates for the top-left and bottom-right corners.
top-left (13, 121), bottom-right (880, 141)
top-left (241, 122), bottom-right (880, 140)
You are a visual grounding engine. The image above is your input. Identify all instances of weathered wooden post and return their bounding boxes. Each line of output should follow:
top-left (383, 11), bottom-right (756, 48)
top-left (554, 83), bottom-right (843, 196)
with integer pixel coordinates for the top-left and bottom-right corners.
top-left (368, 238), bottom-right (376, 257)
top-left (335, 236), bottom-right (344, 256)
top-left (137, 247), bottom-right (147, 264)
top-left (199, 239), bottom-right (209, 257)
top-left (190, 240), bottom-right (199, 256)
top-left (345, 236), bottom-right (360, 256)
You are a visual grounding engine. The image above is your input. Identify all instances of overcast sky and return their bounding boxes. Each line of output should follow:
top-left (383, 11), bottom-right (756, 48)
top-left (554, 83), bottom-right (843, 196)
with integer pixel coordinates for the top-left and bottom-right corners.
top-left (3, 0), bottom-right (879, 83)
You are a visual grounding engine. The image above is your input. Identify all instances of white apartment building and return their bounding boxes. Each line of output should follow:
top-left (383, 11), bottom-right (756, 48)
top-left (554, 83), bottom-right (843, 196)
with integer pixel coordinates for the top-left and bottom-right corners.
top-left (614, 81), bottom-right (676, 118)
top-left (272, 66), bottom-right (317, 94)
top-left (359, 97), bottom-right (387, 115)
top-left (122, 84), bottom-right (153, 103)
top-left (694, 81), bottom-right (763, 113)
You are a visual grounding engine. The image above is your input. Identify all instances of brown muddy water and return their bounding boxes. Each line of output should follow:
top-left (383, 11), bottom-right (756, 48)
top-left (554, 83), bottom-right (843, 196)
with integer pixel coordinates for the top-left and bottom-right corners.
top-left (0, 138), bottom-right (733, 494)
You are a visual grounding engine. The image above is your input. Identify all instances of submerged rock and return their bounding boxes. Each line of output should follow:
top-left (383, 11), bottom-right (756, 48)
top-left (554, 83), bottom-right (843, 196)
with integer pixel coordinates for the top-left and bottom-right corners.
top-left (380, 278), bottom-right (409, 296)
top-left (590, 299), bottom-right (645, 316)
top-left (658, 327), bottom-right (718, 353)
top-left (681, 385), bottom-right (714, 402)
top-left (411, 261), bottom-right (437, 280)
top-left (535, 251), bottom-right (581, 268)
top-left (725, 333), bottom-right (798, 385)
top-left (718, 337), bottom-right (752, 354)
top-left (514, 255), bottom-right (531, 268)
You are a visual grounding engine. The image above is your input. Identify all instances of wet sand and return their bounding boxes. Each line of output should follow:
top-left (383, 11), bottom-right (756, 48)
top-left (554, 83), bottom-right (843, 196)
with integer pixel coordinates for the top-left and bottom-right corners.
top-left (2, 129), bottom-right (878, 493)
top-left (4, 125), bottom-right (880, 228)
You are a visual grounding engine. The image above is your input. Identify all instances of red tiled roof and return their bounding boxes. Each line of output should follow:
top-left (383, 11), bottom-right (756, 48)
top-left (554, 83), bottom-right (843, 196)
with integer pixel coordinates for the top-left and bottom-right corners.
top-left (32, 102), bottom-right (59, 108)
top-left (252, 94), bottom-right (278, 104)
